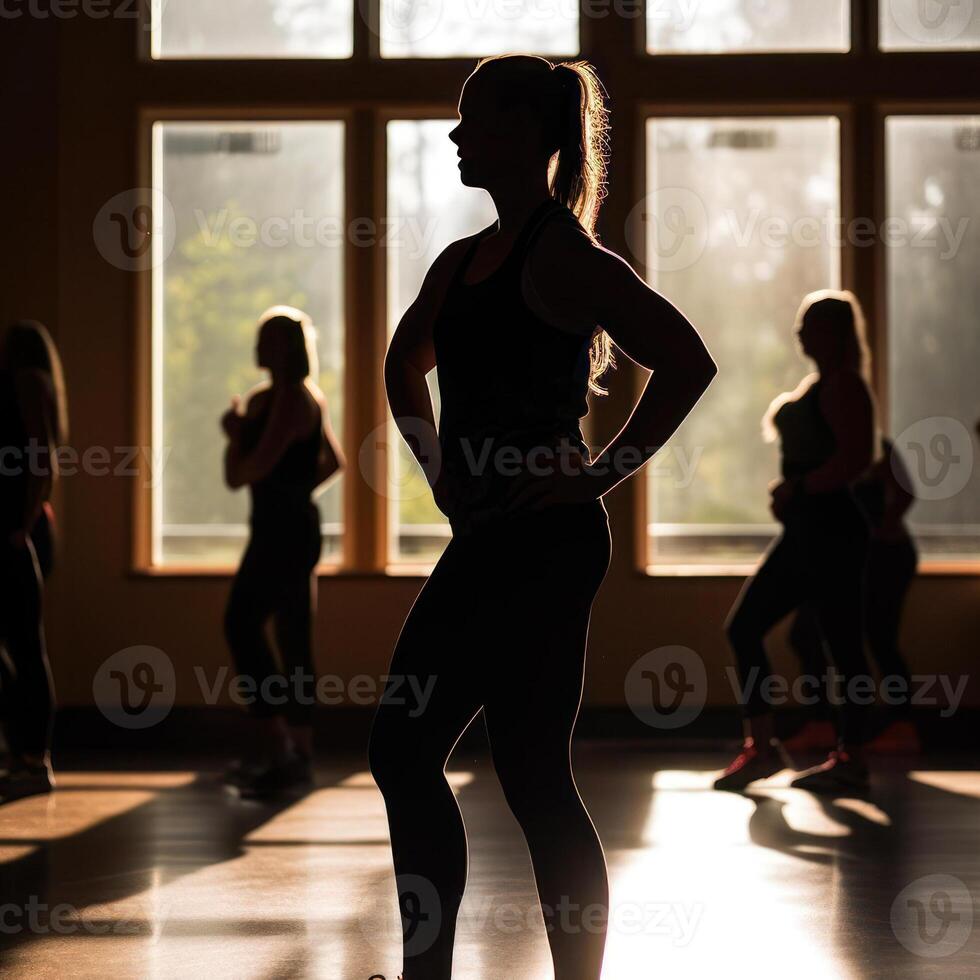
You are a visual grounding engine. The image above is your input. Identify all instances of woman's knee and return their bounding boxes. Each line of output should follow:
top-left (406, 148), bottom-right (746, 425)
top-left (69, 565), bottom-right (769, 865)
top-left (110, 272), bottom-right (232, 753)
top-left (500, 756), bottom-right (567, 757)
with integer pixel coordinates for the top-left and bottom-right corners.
top-left (725, 605), bottom-right (758, 650)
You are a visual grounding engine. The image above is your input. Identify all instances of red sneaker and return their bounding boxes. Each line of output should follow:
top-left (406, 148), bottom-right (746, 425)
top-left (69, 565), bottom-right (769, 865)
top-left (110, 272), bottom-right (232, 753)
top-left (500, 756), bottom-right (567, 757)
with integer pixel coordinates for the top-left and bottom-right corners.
top-left (790, 750), bottom-right (870, 795)
top-left (713, 742), bottom-right (784, 791)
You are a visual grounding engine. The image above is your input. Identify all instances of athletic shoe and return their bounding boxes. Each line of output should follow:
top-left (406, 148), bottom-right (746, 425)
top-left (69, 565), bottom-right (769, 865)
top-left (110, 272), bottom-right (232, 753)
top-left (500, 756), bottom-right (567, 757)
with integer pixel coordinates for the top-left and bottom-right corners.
top-left (790, 750), bottom-right (870, 795)
top-left (867, 720), bottom-right (921, 755)
top-left (0, 760), bottom-right (55, 803)
top-left (782, 720), bottom-right (837, 755)
top-left (237, 752), bottom-right (314, 801)
top-left (713, 743), bottom-right (784, 791)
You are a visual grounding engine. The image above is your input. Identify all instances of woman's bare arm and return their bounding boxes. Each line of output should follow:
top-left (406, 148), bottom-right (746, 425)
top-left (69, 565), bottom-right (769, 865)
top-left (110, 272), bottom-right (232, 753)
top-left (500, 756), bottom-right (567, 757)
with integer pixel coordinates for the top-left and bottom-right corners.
top-left (313, 390), bottom-right (345, 490)
top-left (384, 237), bottom-right (472, 487)
top-left (225, 386), bottom-right (306, 490)
top-left (530, 225), bottom-right (717, 497)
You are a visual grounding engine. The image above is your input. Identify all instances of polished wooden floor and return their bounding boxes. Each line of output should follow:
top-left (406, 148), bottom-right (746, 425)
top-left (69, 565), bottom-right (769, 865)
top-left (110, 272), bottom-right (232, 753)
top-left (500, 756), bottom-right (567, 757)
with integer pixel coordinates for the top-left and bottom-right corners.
top-left (1, 745), bottom-right (978, 979)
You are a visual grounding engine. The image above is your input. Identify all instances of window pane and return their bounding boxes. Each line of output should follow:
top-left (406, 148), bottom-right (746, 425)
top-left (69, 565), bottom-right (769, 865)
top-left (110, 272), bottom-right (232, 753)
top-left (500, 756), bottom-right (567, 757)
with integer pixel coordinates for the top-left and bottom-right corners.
top-left (886, 116), bottom-right (980, 562)
top-left (386, 120), bottom-right (496, 561)
top-left (154, 121), bottom-right (345, 566)
top-left (647, 0), bottom-right (849, 53)
top-left (380, 0), bottom-right (578, 57)
top-left (153, 0), bottom-right (353, 59)
top-left (880, 0), bottom-right (980, 49)
top-left (643, 116), bottom-right (841, 568)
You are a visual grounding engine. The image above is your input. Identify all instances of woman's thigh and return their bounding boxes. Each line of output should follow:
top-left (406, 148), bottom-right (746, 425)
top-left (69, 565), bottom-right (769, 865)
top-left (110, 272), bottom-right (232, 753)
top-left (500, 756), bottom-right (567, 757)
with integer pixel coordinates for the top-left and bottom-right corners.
top-left (371, 537), bottom-right (488, 767)
top-left (478, 503), bottom-right (611, 731)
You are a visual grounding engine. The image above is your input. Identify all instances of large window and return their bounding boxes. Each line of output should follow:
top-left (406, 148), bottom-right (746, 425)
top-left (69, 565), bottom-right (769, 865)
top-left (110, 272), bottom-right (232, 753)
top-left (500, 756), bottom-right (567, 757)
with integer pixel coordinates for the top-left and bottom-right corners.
top-left (380, 0), bottom-right (578, 58)
top-left (152, 120), bottom-right (345, 566)
top-left (885, 115), bottom-right (980, 563)
top-left (880, 0), bottom-right (980, 50)
top-left (152, 0), bottom-right (353, 58)
top-left (643, 116), bottom-right (841, 570)
top-left (138, 4), bottom-right (980, 574)
top-left (647, 0), bottom-right (850, 53)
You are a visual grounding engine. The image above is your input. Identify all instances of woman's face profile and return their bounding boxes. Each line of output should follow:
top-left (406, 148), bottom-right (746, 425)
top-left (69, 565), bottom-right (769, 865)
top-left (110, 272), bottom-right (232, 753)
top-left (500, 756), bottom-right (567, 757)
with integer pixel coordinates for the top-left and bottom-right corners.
top-left (449, 75), bottom-right (541, 191)
top-left (797, 310), bottom-right (838, 364)
top-left (256, 322), bottom-right (274, 371)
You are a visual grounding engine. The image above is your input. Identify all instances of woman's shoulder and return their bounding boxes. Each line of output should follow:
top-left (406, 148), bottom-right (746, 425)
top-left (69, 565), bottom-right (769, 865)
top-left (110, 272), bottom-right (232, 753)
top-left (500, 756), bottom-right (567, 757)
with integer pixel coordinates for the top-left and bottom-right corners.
top-left (522, 205), bottom-right (601, 336)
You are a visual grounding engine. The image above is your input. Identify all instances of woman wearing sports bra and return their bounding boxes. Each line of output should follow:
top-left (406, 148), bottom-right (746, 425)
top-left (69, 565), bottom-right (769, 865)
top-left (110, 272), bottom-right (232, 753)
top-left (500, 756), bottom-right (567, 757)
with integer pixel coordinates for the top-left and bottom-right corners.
top-left (370, 55), bottom-right (716, 980)
top-left (221, 306), bottom-right (344, 800)
top-left (715, 290), bottom-right (876, 795)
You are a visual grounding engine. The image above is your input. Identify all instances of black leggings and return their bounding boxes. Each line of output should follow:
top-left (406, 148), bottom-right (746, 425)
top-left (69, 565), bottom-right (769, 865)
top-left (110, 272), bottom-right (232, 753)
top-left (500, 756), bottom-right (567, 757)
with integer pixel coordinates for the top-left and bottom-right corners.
top-left (223, 503), bottom-right (321, 727)
top-left (0, 530), bottom-right (54, 759)
top-left (726, 493), bottom-right (871, 746)
top-left (368, 500), bottom-right (611, 980)
top-left (789, 532), bottom-right (918, 720)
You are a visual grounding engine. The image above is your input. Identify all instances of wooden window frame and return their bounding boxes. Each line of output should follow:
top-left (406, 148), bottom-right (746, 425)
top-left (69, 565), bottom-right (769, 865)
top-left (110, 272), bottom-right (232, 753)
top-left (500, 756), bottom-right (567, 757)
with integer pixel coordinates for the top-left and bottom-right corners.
top-left (128, 0), bottom-right (980, 577)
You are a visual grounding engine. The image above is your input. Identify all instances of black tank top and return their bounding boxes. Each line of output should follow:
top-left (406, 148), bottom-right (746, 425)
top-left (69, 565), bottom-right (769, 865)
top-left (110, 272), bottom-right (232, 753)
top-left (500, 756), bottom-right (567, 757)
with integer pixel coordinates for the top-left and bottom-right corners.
top-left (239, 389), bottom-right (322, 522)
top-left (773, 378), bottom-right (837, 481)
top-left (433, 199), bottom-right (593, 518)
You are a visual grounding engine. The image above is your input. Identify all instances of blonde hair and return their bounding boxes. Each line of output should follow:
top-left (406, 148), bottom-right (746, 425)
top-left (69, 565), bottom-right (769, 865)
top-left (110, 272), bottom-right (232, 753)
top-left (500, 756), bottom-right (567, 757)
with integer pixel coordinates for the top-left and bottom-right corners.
top-left (469, 54), bottom-right (614, 395)
top-left (257, 305), bottom-right (318, 383)
top-left (762, 290), bottom-right (874, 444)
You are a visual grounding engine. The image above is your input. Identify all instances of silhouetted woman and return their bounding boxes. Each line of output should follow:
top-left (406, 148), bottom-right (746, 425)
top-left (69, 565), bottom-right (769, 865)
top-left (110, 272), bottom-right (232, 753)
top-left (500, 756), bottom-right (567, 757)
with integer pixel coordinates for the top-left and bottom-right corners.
top-left (715, 290), bottom-right (876, 795)
top-left (0, 320), bottom-right (67, 802)
top-left (370, 55), bottom-right (716, 980)
top-left (221, 306), bottom-right (344, 800)
top-left (786, 436), bottom-right (919, 754)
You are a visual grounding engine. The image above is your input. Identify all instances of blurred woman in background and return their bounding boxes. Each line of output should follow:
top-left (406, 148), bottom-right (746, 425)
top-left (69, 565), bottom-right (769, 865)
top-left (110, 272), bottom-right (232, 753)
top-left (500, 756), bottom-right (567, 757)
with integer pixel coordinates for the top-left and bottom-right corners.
top-left (0, 319), bottom-right (67, 802)
top-left (715, 290), bottom-right (877, 795)
top-left (785, 435), bottom-right (920, 755)
top-left (221, 306), bottom-right (344, 800)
